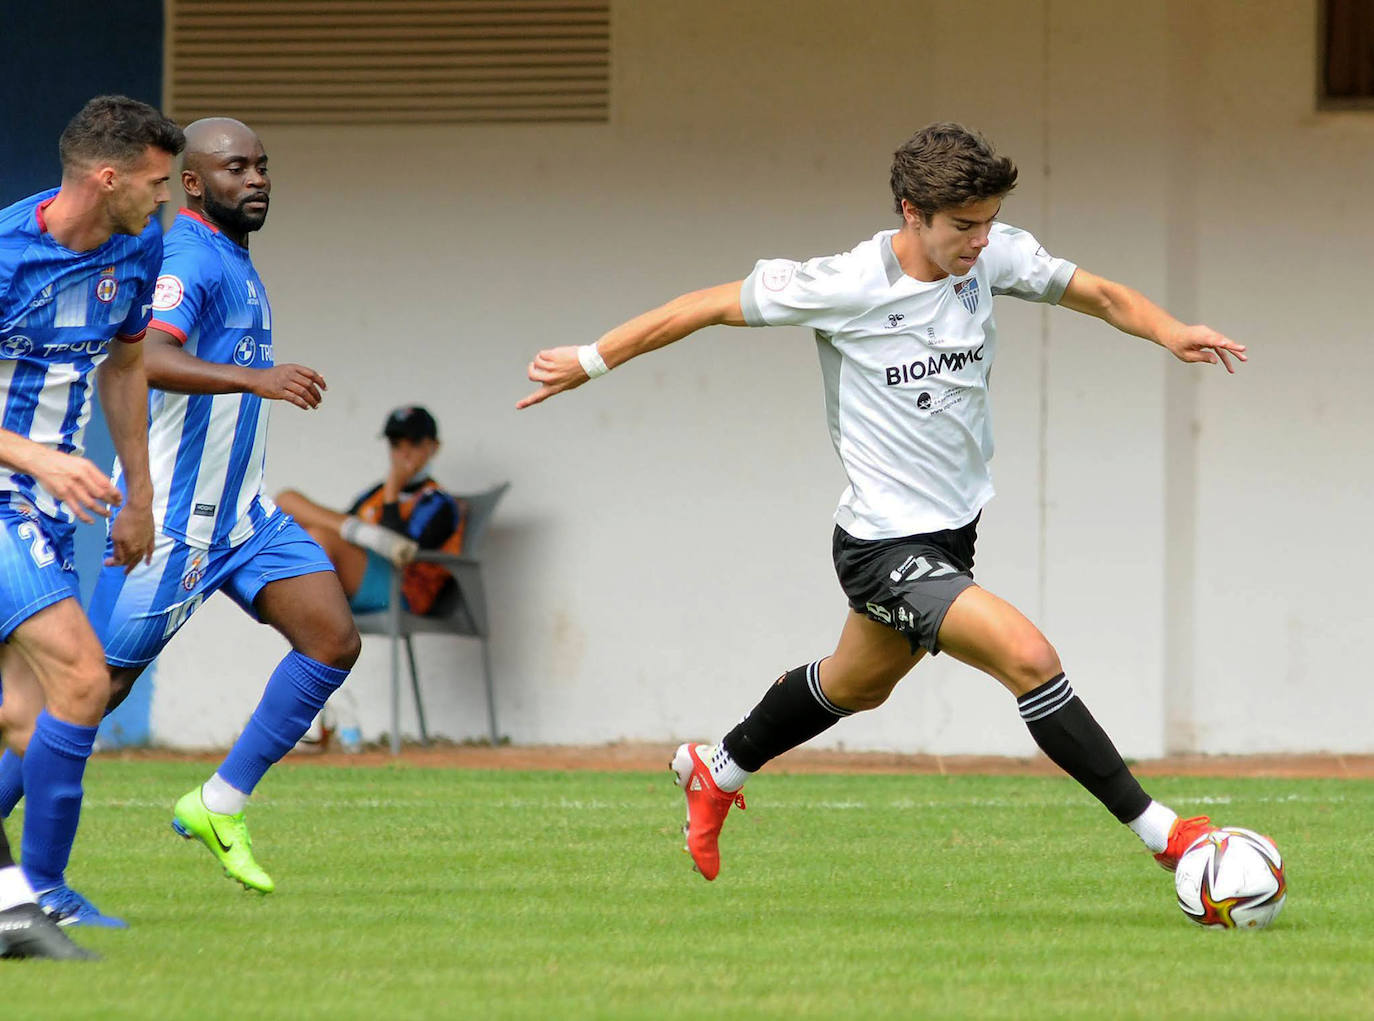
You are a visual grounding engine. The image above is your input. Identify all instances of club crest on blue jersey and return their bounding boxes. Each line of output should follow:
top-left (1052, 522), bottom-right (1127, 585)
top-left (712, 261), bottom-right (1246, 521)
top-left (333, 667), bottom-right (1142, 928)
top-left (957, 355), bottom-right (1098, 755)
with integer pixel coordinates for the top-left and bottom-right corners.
top-left (233, 335), bottom-right (257, 365)
top-left (953, 277), bottom-right (981, 314)
top-left (95, 267), bottom-right (119, 303)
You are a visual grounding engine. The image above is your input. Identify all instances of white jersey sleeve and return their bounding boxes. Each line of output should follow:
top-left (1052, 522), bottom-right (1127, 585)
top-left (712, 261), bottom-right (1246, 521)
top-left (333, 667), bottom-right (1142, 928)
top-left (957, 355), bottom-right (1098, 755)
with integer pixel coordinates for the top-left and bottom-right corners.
top-left (981, 223), bottom-right (1076, 304)
top-left (739, 251), bottom-right (873, 333)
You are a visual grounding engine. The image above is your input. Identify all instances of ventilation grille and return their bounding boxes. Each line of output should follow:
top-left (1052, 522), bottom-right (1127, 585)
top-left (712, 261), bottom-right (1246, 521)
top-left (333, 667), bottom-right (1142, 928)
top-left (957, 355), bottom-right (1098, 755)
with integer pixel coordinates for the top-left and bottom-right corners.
top-left (169, 0), bottom-right (610, 125)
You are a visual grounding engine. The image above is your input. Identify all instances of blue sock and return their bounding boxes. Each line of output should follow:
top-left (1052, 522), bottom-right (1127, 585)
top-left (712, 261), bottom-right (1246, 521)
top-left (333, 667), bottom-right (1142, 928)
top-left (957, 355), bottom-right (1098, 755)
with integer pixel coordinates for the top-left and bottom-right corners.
top-left (21, 710), bottom-right (97, 892)
top-left (0, 749), bottom-right (23, 818)
top-left (218, 651), bottom-right (349, 796)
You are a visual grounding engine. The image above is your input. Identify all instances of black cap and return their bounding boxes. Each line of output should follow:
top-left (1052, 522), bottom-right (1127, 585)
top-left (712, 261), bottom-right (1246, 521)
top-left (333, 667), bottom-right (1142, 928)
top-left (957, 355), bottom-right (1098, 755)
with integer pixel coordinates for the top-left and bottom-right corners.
top-left (383, 405), bottom-right (438, 443)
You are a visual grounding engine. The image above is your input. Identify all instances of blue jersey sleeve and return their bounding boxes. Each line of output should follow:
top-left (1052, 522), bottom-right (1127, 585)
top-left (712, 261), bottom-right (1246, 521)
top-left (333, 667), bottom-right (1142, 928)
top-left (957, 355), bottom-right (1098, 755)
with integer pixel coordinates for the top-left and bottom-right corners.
top-left (148, 229), bottom-right (216, 344)
top-left (117, 225), bottom-right (164, 339)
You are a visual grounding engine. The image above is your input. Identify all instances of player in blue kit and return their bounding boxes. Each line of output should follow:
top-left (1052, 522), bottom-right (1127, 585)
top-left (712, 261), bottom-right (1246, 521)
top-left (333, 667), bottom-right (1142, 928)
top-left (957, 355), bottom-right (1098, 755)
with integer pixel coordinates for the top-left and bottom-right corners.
top-left (0, 117), bottom-right (360, 900)
top-left (0, 95), bottom-right (182, 944)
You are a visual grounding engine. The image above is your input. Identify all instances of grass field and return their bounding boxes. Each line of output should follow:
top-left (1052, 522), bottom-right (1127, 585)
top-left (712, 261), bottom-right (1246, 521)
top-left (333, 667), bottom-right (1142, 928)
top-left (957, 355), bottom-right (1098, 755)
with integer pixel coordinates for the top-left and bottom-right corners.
top-left (5, 762), bottom-right (1373, 1020)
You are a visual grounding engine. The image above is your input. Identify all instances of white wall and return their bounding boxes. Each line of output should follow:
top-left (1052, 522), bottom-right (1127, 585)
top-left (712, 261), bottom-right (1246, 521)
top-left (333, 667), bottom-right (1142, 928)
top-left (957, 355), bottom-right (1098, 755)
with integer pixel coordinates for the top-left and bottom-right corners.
top-left (151, 0), bottom-right (1374, 755)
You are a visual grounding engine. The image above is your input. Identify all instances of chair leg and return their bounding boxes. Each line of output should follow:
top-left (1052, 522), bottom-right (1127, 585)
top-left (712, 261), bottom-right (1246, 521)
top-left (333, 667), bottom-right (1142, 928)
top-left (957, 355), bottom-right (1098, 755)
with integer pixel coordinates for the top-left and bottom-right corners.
top-left (388, 630), bottom-right (402, 756)
top-left (481, 635), bottom-right (499, 745)
top-left (405, 635), bottom-right (429, 747)
top-left (388, 566), bottom-right (403, 756)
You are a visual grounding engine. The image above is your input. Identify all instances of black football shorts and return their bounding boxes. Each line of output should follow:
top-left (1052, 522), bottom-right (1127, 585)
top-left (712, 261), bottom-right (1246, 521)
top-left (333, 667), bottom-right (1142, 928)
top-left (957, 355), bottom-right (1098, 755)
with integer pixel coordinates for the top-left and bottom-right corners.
top-left (831, 515), bottom-right (979, 655)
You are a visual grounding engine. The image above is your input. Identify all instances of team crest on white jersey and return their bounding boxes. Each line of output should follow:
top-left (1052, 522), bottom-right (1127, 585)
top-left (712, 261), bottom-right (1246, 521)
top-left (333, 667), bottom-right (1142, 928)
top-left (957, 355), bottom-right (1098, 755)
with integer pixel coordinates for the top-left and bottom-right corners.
top-left (153, 274), bottom-right (185, 311)
top-left (953, 278), bottom-right (980, 314)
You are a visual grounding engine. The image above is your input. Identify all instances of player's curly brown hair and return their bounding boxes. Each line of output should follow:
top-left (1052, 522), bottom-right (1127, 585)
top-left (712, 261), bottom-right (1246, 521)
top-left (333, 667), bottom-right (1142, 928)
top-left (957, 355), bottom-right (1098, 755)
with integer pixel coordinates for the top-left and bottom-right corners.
top-left (59, 95), bottom-right (185, 172)
top-left (890, 123), bottom-right (1017, 222)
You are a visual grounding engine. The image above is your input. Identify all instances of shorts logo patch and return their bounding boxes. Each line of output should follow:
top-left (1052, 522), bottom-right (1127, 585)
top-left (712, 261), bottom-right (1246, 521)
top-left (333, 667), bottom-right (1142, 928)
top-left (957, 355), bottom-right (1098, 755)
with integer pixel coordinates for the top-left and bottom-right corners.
top-left (182, 553), bottom-right (208, 591)
top-left (890, 555), bottom-right (959, 583)
top-left (193, 502), bottom-right (216, 517)
top-left (152, 274), bottom-right (185, 311)
top-left (865, 602), bottom-right (892, 624)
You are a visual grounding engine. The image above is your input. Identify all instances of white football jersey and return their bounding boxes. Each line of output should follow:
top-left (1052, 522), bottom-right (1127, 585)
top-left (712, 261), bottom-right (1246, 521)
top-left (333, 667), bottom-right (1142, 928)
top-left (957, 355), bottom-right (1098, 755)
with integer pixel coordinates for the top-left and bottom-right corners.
top-left (740, 223), bottom-right (1075, 539)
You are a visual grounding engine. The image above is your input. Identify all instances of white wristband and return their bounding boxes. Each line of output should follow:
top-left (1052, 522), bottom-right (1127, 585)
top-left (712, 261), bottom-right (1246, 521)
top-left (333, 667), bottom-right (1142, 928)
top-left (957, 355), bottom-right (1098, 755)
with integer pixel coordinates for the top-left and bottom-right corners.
top-left (577, 344), bottom-right (610, 379)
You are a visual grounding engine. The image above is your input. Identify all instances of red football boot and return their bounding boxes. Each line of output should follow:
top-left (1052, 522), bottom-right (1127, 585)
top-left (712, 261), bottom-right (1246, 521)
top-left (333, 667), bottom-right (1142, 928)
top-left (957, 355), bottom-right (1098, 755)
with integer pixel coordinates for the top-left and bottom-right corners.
top-left (1154, 815), bottom-right (1218, 872)
top-left (670, 743), bottom-right (746, 881)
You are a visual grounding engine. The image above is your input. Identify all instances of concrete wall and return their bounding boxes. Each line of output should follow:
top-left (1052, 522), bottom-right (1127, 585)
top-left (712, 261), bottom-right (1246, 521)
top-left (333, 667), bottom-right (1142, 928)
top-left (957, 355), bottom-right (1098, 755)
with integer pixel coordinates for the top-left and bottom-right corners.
top-left (150, 0), bottom-right (1374, 756)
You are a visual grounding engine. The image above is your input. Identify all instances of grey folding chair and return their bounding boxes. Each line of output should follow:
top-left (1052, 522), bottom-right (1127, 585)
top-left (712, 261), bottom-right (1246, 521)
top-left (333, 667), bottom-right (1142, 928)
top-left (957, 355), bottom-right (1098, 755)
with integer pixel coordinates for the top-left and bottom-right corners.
top-left (352, 482), bottom-right (510, 754)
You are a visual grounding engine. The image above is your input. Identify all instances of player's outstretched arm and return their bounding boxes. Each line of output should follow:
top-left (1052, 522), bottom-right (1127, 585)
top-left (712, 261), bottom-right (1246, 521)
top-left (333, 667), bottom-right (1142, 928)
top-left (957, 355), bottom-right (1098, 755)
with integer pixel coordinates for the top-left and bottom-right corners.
top-left (143, 328), bottom-right (326, 409)
top-left (517, 281), bottom-right (746, 409)
top-left (1059, 268), bottom-right (1248, 373)
top-left (0, 429), bottom-right (121, 525)
top-left (97, 339), bottom-right (155, 568)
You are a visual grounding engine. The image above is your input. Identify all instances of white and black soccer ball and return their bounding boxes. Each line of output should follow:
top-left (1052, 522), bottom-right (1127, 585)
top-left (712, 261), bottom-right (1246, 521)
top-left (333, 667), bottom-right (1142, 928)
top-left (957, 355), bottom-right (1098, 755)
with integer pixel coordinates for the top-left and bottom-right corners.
top-left (1174, 827), bottom-right (1287, 930)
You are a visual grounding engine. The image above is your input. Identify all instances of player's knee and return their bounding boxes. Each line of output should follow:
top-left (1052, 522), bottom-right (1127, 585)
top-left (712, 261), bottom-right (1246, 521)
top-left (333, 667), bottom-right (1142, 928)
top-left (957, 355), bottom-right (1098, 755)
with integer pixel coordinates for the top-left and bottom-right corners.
top-left (45, 662), bottom-right (113, 726)
top-left (1003, 635), bottom-right (1062, 694)
top-left (842, 684), bottom-right (896, 712)
top-left (823, 670), bottom-right (900, 713)
top-left (336, 625), bottom-right (362, 669)
top-left (2, 725), bottom-right (33, 758)
top-left (0, 701), bottom-right (36, 753)
top-left (308, 618), bottom-right (361, 670)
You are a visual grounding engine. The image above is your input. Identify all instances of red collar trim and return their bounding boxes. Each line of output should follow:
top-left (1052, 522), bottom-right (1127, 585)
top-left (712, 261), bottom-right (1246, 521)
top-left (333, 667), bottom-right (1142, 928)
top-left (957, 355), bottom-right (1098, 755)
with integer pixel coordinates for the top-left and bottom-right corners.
top-left (35, 196), bottom-right (57, 234)
top-left (178, 207), bottom-right (221, 232)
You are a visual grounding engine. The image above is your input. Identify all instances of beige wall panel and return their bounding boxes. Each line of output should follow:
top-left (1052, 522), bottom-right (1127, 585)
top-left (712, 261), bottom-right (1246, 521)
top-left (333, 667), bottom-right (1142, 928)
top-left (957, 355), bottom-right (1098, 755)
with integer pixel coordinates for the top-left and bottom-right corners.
top-left (1190, 0), bottom-right (1374, 752)
top-left (152, 0), bottom-right (1374, 757)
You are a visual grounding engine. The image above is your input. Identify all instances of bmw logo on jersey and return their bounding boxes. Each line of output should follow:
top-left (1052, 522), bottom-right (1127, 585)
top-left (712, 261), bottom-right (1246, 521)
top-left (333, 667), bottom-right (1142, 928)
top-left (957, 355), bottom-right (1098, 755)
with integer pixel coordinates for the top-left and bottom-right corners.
top-left (1, 335), bottom-right (34, 359)
top-left (234, 334), bottom-right (258, 365)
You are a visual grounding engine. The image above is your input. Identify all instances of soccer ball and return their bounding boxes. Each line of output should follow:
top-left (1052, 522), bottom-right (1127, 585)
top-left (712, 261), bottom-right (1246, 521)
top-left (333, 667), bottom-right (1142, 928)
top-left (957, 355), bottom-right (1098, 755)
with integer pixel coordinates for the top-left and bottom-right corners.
top-left (1174, 827), bottom-right (1286, 930)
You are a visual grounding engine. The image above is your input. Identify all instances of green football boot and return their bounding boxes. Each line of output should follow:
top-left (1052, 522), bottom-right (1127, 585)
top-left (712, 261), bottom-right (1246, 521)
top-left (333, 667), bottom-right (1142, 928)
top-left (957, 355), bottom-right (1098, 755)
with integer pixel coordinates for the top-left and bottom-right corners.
top-left (171, 788), bottom-right (275, 894)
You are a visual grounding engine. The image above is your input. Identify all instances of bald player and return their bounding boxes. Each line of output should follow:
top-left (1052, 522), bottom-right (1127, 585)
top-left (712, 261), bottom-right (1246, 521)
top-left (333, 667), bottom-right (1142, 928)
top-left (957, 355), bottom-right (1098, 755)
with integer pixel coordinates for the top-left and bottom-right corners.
top-left (0, 118), bottom-right (361, 905)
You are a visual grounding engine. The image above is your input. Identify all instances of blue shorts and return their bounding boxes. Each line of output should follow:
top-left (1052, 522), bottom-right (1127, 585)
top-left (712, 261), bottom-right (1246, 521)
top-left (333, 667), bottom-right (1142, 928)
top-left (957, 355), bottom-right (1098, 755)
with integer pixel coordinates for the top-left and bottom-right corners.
top-left (0, 497), bottom-right (80, 640)
top-left (87, 509), bottom-right (334, 667)
top-left (347, 550), bottom-right (394, 614)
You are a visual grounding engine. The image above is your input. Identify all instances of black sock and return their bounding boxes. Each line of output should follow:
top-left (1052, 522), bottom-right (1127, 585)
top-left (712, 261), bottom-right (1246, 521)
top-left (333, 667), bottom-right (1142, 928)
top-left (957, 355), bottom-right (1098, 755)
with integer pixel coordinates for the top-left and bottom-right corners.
top-left (721, 662), bottom-right (851, 772)
top-left (1018, 674), bottom-right (1151, 823)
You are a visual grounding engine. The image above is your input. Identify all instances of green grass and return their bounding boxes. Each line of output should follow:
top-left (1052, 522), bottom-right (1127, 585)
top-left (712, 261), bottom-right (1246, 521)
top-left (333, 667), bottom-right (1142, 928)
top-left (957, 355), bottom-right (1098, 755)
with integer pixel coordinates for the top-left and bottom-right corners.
top-left (6, 764), bottom-right (1373, 1020)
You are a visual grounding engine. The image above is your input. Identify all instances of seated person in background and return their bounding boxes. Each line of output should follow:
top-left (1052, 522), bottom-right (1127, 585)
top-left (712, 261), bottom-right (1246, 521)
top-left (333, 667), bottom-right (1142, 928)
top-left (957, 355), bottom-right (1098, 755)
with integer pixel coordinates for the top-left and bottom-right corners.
top-left (276, 406), bottom-right (466, 616)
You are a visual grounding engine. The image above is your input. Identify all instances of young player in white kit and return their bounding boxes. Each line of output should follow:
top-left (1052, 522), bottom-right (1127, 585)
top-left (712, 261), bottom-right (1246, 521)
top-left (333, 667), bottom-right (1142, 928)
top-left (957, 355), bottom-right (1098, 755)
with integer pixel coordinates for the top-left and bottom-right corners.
top-left (517, 123), bottom-right (1247, 881)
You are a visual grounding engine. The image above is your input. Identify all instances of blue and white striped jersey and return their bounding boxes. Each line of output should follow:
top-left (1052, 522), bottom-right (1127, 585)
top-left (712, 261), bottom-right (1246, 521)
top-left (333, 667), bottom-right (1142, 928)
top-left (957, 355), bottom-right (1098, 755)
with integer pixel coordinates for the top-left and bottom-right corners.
top-left (0, 189), bottom-right (162, 520)
top-left (120, 209), bottom-right (275, 549)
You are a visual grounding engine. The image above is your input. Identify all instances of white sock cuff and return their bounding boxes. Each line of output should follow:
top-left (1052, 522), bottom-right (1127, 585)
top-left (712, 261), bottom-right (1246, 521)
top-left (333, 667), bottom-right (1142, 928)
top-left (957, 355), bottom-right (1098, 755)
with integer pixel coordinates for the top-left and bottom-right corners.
top-left (1126, 800), bottom-right (1177, 854)
top-left (707, 743), bottom-right (752, 793)
top-left (0, 864), bottom-right (36, 911)
top-left (201, 773), bottom-right (250, 816)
